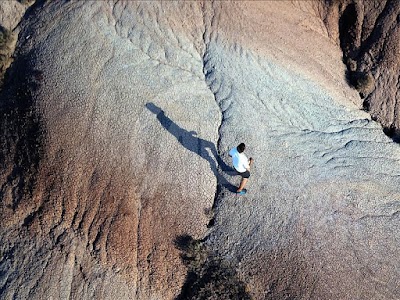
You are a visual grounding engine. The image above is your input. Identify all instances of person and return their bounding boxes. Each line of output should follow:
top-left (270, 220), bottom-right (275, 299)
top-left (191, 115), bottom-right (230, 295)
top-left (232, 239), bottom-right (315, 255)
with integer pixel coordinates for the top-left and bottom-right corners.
top-left (229, 143), bottom-right (254, 194)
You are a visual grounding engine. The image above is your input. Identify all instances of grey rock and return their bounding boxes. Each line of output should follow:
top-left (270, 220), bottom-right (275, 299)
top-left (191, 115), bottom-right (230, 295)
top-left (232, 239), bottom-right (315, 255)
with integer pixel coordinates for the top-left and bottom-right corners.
top-left (0, 1), bottom-right (399, 299)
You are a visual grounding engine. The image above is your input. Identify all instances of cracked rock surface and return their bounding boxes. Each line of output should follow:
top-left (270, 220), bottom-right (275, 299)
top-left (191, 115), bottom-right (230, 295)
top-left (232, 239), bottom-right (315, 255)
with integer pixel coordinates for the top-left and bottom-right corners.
top-left (0, 1), bottom-right (399, 299)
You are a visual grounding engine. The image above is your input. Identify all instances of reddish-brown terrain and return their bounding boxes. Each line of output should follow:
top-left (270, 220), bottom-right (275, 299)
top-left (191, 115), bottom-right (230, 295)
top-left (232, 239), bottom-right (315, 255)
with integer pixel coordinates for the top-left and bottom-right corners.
top-left (318, 1), bottom-right (400, 135)
top-left (0, 1), bottom-right (399, 299)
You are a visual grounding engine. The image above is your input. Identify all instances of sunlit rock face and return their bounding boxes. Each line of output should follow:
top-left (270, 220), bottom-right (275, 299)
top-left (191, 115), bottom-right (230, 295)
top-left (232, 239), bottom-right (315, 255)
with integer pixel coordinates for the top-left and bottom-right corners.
top-left (0, 1), bottom-right (27, 30)
top-left (0, 1), bottom-right (399, 299)
top-left (0, 0), bottom-right (30, 83)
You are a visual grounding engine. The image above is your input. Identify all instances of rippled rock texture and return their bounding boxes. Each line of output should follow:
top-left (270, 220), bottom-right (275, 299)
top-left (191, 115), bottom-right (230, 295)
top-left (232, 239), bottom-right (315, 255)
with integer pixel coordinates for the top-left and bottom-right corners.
top-left (0, 1), bottom-right (399, 299)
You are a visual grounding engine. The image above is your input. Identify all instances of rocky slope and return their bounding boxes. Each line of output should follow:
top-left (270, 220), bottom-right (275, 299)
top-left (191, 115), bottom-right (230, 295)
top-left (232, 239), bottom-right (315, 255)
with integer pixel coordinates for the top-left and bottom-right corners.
top-left (0, 0), bottom-right (29, 84)
top-left (0, 1), bottom-right (399, 299)
top-left (317, 0), bottom-right (400, 137)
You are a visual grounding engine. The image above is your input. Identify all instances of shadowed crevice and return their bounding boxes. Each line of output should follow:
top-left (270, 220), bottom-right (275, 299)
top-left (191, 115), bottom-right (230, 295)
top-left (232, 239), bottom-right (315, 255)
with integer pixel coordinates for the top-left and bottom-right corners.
top-left (339, 3), bottom-right (358, 63)
top-left (383, 125), bottom-right (400, 143)
top-left (0, 52), bottom-right (44, 210)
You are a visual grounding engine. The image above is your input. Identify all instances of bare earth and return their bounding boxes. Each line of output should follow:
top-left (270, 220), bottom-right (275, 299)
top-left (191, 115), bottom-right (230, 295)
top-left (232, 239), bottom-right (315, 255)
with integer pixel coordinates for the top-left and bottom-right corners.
top-left (0, 1), bottom-right (399, 299)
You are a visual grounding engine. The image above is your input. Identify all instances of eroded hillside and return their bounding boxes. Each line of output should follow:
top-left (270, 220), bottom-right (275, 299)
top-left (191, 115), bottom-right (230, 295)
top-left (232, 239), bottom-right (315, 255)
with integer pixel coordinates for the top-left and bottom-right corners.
top-left (0, 1), bottom-right (399, 299)
top-left (317, 0), bottom-right (400, 137)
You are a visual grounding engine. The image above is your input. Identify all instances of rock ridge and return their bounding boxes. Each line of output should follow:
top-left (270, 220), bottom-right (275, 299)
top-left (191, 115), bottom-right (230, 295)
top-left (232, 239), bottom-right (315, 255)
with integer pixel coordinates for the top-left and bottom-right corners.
top-left (318, 0), bottom-right (400, 138)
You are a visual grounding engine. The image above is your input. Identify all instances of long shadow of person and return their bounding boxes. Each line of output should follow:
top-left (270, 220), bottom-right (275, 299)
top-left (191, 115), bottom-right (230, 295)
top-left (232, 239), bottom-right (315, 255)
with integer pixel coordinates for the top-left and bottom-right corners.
top-left (146, 102), bottom-right (236, 193)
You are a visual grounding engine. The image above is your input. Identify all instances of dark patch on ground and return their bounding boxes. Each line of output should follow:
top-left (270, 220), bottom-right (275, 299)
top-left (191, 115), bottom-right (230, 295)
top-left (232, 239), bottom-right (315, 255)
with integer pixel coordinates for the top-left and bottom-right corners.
top-left (0, 51), bottom-right (44, 210)
top-left (383, 125), bottom-right (400, 143)
top-left (174, 234), bottom-right (251, 300)
top-left (339, 3), bottom-right (358, 63)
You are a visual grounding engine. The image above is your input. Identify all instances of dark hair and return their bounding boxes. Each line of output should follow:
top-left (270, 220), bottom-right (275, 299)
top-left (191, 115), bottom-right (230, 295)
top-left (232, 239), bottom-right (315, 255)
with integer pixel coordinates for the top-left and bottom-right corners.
top-left (237, 143), bottom-right (245, 153)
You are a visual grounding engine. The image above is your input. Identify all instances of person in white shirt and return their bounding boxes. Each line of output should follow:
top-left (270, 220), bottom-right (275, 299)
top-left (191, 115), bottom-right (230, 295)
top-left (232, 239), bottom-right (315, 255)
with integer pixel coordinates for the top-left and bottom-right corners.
top-left (229, 143), bottom-right (254, 194)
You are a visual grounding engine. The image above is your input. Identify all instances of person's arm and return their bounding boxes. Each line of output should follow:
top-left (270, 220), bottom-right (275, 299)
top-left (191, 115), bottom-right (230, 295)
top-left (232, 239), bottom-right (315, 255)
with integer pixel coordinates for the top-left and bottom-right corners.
top-left (243, 156), bottom-right (250, 171)
top-left (246, 157), bottom-right (254, 171)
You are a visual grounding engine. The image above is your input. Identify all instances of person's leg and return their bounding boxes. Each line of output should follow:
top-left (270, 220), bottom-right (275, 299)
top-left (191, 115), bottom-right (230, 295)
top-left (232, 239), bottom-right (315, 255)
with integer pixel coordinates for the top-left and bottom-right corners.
top-left (237, 178), bottom-right (248, 192)
top-left (237, 171), bottom-right (250, 192)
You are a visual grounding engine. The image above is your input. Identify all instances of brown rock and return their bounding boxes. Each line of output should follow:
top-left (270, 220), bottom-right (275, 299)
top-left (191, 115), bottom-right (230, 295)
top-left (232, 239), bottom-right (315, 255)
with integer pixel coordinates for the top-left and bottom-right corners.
top-left (0, 0), bottom-right (27, 31)
top-left (1, 1), bottom-right (215, 299)
top-left (0, 1), bottom-right (399, 300)
top-left (318, 0), bottom-right (400, 133)
top-left (0, 0), bottom-right (34, 86)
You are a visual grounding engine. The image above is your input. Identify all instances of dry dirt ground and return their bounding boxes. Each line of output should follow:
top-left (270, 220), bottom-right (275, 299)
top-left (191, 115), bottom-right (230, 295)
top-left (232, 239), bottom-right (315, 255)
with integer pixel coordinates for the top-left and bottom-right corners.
top-left (0, 1), bottom-right (399, 299)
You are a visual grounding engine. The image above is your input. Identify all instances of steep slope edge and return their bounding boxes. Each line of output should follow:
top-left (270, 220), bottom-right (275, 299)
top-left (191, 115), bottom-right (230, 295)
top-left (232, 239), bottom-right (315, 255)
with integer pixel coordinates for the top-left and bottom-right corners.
top-left (317, 0), bottom-right (400, 139)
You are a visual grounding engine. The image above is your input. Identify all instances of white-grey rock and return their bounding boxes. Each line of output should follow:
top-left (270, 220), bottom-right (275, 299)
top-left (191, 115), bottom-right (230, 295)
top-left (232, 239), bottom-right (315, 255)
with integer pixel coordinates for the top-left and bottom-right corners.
top-left (0, 1), bottom-right (399, 299)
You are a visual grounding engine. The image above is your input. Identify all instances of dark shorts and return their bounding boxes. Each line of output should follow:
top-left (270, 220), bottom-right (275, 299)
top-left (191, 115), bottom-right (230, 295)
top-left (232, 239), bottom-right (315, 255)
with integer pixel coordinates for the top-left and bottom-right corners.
top-left (236, 170), bottom-right (250, 178)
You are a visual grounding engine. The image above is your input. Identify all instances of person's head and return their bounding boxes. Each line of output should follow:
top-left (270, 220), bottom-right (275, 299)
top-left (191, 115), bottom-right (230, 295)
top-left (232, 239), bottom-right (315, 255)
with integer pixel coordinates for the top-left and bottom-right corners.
top-left (237, 143), bottom-right (246, 153)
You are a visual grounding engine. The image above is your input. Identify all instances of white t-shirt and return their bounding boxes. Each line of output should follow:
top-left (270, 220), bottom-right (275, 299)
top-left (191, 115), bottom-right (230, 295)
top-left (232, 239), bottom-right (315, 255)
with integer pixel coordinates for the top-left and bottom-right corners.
top-left (229, 147), bottom-right (249, 173)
